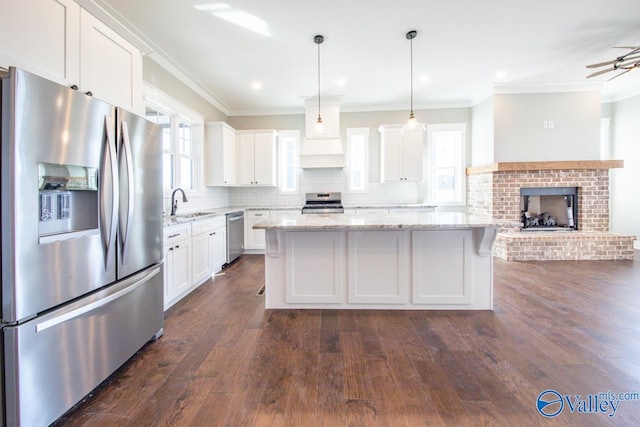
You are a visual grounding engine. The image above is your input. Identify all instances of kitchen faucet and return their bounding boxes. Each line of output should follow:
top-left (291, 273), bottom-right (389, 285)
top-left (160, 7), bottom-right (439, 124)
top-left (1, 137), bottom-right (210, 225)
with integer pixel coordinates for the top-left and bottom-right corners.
top-left (170, 188), bottom-right (188, 216)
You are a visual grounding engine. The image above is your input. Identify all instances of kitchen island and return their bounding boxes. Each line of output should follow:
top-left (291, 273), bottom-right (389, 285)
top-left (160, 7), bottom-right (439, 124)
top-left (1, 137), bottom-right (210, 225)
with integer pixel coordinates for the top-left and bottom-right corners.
top-left (254, 212), bottom-right (514, 310)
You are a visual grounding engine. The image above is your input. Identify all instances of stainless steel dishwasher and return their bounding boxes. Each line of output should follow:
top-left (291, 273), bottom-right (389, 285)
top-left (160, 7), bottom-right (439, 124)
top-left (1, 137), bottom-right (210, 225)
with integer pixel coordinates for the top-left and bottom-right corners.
top-left (225, 210), bottom-right (245, 265)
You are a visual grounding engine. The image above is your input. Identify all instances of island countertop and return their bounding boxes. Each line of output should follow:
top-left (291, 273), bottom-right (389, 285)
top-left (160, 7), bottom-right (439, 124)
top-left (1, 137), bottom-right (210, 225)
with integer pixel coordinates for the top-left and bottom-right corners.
top-left (253, 211), bottom-right (517, 230)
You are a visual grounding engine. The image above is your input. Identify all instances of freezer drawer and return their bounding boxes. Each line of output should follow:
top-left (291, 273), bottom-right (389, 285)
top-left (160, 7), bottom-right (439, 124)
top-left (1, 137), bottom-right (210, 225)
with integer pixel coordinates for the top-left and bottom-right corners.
top-left (2, 264), bottom-right (164, 427)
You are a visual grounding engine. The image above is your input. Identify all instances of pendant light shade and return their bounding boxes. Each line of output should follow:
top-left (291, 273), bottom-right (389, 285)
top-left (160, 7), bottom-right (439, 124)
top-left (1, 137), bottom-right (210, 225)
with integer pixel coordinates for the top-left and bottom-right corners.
top-left (312, 34), bottom-right (329, 137)
top-left (403, 30), bottom-right (422, 134)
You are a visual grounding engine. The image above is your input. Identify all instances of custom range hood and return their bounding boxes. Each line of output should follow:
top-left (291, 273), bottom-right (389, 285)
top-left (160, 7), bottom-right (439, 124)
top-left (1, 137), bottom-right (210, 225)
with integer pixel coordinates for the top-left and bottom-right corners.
top-left (300, 97), bottom-right (345, 168)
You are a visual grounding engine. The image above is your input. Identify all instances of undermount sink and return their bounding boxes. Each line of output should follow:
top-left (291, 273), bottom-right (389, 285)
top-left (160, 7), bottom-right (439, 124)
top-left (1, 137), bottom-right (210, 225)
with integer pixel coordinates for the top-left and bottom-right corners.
top-left (176, 211), bottom-right (214, 219)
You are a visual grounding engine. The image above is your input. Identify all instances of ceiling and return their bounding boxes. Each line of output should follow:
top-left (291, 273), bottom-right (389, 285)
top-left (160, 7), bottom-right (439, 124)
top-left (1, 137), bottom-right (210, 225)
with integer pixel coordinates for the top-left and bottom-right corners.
top-left (91, 0), bottom-right (640, 115)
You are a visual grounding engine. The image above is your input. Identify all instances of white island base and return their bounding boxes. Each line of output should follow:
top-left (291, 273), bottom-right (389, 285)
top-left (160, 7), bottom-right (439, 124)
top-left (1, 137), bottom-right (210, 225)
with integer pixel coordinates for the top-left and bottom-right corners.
top-left (259, 214), bottom-right (501, 310)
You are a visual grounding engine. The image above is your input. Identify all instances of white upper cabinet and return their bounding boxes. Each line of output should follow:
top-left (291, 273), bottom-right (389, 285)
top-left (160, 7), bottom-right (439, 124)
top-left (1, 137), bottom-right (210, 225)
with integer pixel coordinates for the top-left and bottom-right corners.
top-left (205, 122), bottom-right (237, 186)
top-left (0, 0), bottom-right (143, 114)
top-left (0, 0), bottom-right (80, 85)
top-left (79, 9), bottom-right (143, 113)
top-left (237, 130), bottom-right (277, 186)
top-left (379, 125), bottom-right (424, 182)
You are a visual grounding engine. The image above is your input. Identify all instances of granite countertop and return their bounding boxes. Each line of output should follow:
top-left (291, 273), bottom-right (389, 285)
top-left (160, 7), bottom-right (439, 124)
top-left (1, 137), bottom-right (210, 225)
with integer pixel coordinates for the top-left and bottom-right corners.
top-left (163, 207), bottom-right (243, 226)
top-left (252, 211), bottom-right (517, 230)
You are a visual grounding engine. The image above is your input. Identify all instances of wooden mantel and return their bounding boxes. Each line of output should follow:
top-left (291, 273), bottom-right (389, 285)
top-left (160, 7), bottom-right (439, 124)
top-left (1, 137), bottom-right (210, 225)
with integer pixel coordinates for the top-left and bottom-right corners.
top-left (466, 160), bottom-right (624, 175)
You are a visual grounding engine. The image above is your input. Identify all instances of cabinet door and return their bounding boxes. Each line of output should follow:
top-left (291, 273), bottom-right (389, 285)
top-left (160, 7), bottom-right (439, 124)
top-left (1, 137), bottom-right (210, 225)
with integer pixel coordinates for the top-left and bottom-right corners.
top-left (192, 232), bottom-right (212, 286)
top-left (380, 128), bottom-right (404, 182)
top-left (79, 9), bottom-right (143, 113)
top-left (402, 131), bottom-right (424, 182)
top-left (347, 231), bottom-right (409, 304)
top-left (253, 131), bottom-right (276, 185)
top-left (245, 210), bottom-right (268, 250)
top-left (237, 132), bottom-right (255, 185)
top-left (163, 244), bottom-right (174, 308)
top-left (210, 226), bottom-right (227, 273)
top-left (171, 241), bottom-right (192, 298)
top-left (0, 0), bottom-right (80, 86)
top-left (222, 126), bottom-right (238, 184)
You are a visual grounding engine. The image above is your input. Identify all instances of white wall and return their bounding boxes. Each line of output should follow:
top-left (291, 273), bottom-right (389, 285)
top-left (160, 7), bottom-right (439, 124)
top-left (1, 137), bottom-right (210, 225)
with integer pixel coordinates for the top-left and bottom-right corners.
top-left (471, 97), bottom-right (494, 166)
top-left (610, 95), bottom-right (640, 249)
top-left (493, 92), bottom-right (601, 162)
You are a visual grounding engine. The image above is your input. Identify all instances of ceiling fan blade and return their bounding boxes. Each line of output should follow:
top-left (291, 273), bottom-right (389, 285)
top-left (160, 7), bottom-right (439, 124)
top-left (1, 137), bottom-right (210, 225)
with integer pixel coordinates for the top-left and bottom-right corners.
top-left (608, 68), bottom-right (634, 81)
top-left (587, 54), bottom-right (640, 69)
top-left (587, 67), bottom-right (616, 78)
top-left (586, 59), bottom-right (620, 68)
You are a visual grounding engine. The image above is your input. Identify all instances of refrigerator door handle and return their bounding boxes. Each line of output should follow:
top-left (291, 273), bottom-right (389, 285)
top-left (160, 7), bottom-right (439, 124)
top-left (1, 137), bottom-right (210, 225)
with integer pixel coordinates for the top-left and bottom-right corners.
top-left (100, 116), bottom-right (119, 270)
top-left (119, 120), bottom-right (135, 264)
top-left (34, 266), bottom-right (161, 333)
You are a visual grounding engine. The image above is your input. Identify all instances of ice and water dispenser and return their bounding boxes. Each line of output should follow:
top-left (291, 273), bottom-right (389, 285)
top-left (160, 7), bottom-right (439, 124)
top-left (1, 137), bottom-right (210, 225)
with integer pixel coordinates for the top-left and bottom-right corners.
top-left (38, 162), bottom-right (99, 243)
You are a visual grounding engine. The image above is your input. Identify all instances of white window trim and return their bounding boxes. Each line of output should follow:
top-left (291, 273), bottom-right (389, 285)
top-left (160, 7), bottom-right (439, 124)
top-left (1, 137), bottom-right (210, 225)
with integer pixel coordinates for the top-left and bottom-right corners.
top-left (426, 123), bottom-right (467, 206)
top-left (601, 117), bottom-right (611, 160)
top-left (144, 83), bottom-right (205, 198)
top-left (347, 127), bottom-right (370, 194)
top-left (277, 130), bottom-right (300, 195)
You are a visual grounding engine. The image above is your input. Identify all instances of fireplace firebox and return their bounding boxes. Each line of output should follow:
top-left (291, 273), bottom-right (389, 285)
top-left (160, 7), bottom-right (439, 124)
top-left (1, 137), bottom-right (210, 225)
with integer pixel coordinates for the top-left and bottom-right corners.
top-left (520, 187), bottom-right (578, 231)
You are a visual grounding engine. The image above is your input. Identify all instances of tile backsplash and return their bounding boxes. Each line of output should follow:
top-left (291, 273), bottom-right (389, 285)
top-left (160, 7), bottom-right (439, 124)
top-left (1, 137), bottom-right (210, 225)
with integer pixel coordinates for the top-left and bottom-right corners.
top-left (228, 168), bottom-right (419, 207)
top-left (164, 169), bottom-right (422, 214)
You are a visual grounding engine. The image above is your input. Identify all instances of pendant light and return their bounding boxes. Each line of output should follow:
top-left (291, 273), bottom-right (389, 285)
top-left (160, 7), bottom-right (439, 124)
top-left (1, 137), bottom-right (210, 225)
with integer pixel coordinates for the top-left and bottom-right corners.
top-left (403, 30), bottom-right (421, 134)
top-left (312, 34), bottom-right (329, 137)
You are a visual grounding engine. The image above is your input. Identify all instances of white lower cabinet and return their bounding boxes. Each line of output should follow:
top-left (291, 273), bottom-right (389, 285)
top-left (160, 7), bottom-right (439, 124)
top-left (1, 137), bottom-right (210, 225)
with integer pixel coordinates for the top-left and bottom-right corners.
top-left (412, 230), bottom-right (472, 304)
top-left (347, 231), bottom-right (409, 304)
top-left (164, 216), bottom-right (227, 310)
top-left (245, 210), bottom-right (269, 251)
top-left (285, 231), bottom-right (345, 303)
top-left (163, 223), bottom-right (192, 310)
top-left (210, 217), bottom-right (227, 274)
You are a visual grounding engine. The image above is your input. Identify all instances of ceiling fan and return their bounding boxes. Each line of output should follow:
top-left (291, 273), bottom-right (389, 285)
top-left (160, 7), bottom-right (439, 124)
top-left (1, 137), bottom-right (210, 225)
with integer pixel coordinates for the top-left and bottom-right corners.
top-left (586, 46), bottom-right (640, 80)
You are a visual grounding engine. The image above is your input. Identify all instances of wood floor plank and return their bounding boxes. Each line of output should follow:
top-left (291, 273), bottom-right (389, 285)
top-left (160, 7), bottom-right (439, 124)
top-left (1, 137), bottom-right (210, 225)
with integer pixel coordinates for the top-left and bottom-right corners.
top-left (340, 331), bottom-right (372, 400)
top-left (54, 252), bottom-right (640, 426)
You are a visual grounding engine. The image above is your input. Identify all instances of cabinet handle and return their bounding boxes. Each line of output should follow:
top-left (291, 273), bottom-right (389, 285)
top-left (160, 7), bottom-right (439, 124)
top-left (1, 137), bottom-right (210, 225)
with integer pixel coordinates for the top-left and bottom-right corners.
top-left (85, 91), bottom-right (93, 97)
top-left (175, 245), bottom-right (180, 249)
top-left (255, 214), bottom-right (263, 217)
top-left (70, 84), bottom-right (79, 90)
top-left (168, 233), bottom-right (181, 238)
top-left (210, 232), bottom-right (215, 236)
top-left (169, 247), bottom-right (174, 251)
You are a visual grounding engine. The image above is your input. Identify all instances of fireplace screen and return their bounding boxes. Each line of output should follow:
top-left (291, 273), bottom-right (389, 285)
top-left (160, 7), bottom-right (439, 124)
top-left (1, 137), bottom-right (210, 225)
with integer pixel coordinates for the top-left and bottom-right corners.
top-left (520, 187), bottom-right (578, 231)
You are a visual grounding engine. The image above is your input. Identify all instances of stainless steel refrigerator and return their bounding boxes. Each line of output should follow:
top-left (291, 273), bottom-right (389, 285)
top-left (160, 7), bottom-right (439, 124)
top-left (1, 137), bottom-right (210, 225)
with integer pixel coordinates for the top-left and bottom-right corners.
top-left (0, 67), bottom-right (164, 427)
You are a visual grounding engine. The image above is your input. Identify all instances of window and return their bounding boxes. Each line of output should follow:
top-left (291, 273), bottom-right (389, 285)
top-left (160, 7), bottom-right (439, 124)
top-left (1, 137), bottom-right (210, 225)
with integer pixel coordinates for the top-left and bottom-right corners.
top-left (146, 107), bottom-right (173, 189)
top-left (278, 130), bottom-right (300, 194)
top-left (144, 84), bottom-right (203, 193)
top-left (427, 123), bottom-right (466, 205)
top-left (347, 128), bottom-right (369, 193)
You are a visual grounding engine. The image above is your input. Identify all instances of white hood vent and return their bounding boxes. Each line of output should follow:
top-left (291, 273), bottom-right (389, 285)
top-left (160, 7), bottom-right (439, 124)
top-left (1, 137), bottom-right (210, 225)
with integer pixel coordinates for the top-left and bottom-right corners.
top-left (300, 97), bottom-right (345, 168)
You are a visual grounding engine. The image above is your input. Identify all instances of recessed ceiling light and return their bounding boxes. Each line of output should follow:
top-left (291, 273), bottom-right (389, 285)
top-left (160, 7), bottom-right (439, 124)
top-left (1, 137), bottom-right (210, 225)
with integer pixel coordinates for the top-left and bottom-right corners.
top-left (418, 74), bottom-right (429, 82)
top-left (251, 81), bottom-right (262, 90)
top-left (495, 70), bottom-right (508, 79)
top-left (336, 78), bottom-right (346, 86)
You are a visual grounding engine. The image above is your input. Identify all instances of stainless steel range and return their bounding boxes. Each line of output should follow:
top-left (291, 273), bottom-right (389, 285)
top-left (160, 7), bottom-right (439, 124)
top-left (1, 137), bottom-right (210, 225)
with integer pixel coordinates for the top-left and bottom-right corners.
top-left (301, 192), bottom-right (344, 214)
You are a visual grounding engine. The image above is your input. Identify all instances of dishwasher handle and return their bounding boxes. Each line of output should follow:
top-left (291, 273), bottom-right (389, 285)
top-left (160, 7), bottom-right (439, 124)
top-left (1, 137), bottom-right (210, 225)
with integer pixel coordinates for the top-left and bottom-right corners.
top-left (228, 213), bottom-right (245, 222)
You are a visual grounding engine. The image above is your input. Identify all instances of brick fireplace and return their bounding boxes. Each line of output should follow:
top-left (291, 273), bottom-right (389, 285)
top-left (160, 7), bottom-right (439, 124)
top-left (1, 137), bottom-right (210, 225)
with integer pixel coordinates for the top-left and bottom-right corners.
top-left (467, 160), bottom-right (635, 261)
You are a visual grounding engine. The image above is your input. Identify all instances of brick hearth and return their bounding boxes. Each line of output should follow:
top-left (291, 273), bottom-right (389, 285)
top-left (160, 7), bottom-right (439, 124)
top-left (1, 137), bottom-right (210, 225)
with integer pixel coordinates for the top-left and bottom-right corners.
top-left (467, 161), bottom-right (635, 261)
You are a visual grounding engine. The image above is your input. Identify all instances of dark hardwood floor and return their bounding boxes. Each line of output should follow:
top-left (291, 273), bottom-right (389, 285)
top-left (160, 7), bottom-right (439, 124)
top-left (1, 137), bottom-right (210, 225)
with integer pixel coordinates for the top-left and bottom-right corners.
top-left (55, 251), bottom-right (640, 426)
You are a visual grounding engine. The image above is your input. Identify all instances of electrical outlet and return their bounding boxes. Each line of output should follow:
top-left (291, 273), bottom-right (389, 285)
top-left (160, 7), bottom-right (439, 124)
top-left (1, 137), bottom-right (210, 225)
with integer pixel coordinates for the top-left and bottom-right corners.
top-left (548, 121), bottom-right (554, 128)
top-left (543, 121), bottom-right (548, 128)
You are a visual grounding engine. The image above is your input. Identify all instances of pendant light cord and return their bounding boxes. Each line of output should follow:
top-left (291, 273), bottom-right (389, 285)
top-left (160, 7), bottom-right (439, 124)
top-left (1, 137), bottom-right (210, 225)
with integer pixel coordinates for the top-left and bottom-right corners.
top-left (314, 35), bottom-right (324, 123)
top-left (410, 34), bottom-right (414, 115)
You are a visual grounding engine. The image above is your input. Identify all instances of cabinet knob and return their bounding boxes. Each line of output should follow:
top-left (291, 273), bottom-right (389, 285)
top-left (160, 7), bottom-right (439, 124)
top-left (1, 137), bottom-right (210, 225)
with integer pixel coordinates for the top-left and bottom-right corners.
top-left (169, 247), bottom-right (174, 251)
top-left (175, 245), bottom-right (180, 249)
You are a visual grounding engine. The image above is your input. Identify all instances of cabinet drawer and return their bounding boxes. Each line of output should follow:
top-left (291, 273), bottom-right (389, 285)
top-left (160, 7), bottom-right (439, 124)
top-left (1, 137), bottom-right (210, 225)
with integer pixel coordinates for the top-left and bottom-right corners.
top-left (163, 224), bottom-right (191, 245)
top-left (211, 215), bottom-right (226, 228)
top-left (191, 218), bottom-right (215, 236)
top-left (247, 210), bottom-right (270, 220)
